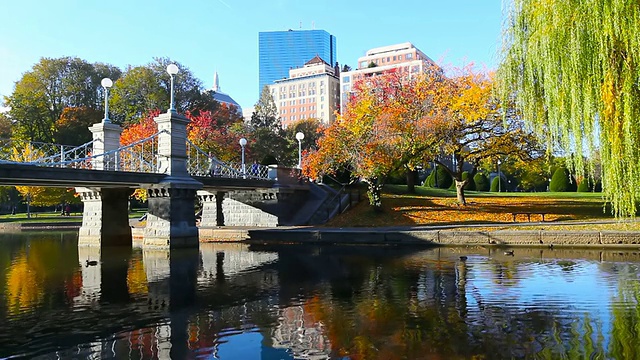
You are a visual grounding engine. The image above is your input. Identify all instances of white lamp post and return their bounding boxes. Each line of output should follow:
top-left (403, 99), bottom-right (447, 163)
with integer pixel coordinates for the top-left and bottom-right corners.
top-left (166, 64), bottom-right (179, 113)
top-left (101, 78), bottom-right (113, 123)
top-left (239, 138), bottom-right (247, 176)
top-left (295, 131), bottom-right (304, 168)
top-left (497, 159), bottom-right (502, 193)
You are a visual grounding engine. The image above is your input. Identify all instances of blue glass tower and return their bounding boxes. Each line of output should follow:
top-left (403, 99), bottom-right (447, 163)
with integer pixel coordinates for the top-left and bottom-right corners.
top-left (258, 29), bottom-right (337, 96)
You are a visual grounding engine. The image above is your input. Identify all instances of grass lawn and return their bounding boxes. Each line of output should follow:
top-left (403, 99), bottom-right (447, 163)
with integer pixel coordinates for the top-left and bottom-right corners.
top-left (325, 185), bottom-right (640, 231)
top-left (0, 209), bottom-right (148, 223)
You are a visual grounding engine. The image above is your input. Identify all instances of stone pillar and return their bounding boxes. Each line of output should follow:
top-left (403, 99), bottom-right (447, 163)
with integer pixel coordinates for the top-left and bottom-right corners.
top-left (77, 187), bottom-right (133, 247)
top-left (143, 111), bottom-right (202, 249)
top-left (197, 190), bottom-right (225, 227)
top-left (88, 122), bottom-right (122, 170)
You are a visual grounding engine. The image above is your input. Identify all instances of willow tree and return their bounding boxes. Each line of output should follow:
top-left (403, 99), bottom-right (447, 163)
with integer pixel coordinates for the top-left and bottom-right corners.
top-left (498, 0), bottom-right (640, 216)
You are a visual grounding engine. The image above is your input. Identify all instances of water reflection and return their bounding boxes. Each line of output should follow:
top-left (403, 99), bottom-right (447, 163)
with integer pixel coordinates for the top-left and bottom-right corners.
top-left (1, 234), bottom-right (640, 359)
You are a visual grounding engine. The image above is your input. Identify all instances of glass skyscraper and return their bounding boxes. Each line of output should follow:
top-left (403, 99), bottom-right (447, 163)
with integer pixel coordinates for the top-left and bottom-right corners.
top-left (258, 29), bottom-right (337, 96)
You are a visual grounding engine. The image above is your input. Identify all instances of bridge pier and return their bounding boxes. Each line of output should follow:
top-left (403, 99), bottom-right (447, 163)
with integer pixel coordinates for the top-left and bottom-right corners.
top-left (198, 189), bottom-right (279, 227)
top-left (142, 111), bottom-right (202, 249)
top-left (197, 190), bottom-right (225, 227)
top-left (77, 187), bottom-right (133, 247)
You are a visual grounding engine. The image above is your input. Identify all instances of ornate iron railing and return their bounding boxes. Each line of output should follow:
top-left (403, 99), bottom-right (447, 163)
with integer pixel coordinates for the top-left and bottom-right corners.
top-left (186, 140), bottom-right (271, 180)
top-left (0, 135), bottom-right (274, 180)
top-left (0, 139), bottom-right (94, 167)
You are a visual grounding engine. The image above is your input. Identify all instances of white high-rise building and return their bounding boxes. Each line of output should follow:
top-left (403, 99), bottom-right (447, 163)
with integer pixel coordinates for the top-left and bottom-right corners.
top-left (340, 42), bottom-right (437, 112)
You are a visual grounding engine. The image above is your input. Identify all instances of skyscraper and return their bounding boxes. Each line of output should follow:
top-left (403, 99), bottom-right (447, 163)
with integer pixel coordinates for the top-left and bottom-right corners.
top-left (258, 29), bottom-right (337, 96)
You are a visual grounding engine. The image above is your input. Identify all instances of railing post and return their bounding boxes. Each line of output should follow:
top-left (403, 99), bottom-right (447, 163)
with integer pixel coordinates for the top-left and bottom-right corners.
top-left (60, 145), bottom-right (64, 168)
top-left (88, 122), bottom-right (122, 171)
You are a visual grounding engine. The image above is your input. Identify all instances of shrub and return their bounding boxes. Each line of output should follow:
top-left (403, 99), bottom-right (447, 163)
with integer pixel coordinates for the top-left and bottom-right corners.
top-left (462, 171), bottom-right (475, 191)
top-left (424, 165), bottom-right (452, 189)
top-left (549, 167), bottom-right (577, 192)
top-left (577, 177), bottom-right (603, 192)
top-left (490, 176), bottom-right (504, 192)
top-left (474, 173), bottom-right (490, 191)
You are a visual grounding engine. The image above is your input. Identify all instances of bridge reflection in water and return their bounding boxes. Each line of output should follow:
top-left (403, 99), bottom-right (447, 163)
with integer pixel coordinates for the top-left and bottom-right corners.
top-left (3, 233), bottom-right (640, 359)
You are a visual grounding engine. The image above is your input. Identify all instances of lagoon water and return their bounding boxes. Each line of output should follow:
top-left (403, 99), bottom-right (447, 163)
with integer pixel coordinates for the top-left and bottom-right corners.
top-left (0, 232), bottom-right (639, 359)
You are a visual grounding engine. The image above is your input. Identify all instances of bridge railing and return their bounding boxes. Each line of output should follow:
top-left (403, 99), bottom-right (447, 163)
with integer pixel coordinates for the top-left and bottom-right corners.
top-left (186, 140), bottom-right (271, 180)
top-left (0, 139), bottom-right (94, 168)
top-left (0, 135), bottom-right (274, 180)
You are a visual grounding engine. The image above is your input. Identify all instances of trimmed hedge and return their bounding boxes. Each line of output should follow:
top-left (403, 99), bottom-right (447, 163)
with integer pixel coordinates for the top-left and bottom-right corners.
top-left (577, 177), bottom-right (602, 192)
top-left (462, 171), bottom-right (475, 191)
top-left (424, 165), bottom-right (452, 189)
top-left (490, 176), bottom-right (504, 192)
top-left (474, 173), bottom-right (490, 191)
top-left (549, 167), bottom-right (577, 192)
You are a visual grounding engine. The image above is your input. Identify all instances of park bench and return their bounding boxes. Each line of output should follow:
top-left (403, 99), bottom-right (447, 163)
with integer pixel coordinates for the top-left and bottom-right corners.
top-left (511, 212), bottom-right (546, 222)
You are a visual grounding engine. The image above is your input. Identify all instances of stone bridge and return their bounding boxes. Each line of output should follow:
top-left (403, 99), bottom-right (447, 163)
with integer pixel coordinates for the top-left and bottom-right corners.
top-left (0, 110), bottom-right (349, 249)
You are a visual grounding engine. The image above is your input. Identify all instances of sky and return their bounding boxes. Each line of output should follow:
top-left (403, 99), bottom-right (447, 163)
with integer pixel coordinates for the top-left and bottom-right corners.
top-left (0, 0), bottom-right (505, 112)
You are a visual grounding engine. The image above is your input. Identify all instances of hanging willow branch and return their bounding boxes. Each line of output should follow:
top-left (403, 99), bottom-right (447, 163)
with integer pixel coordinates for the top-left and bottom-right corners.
top-left (498, 0), bottom-right (640, 217)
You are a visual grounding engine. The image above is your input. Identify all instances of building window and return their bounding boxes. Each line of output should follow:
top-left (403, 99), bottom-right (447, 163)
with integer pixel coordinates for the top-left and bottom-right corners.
top-left (406, 53), bottom-right (413, 59)
top-left (393, 56), bottom-right (396, 61)
top-left (343, 76), bottom-right (350, 83)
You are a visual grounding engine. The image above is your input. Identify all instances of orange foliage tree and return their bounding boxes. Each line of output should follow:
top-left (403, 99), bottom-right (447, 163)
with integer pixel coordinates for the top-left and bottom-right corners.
top-left (187, 103), bottom-right (246, 163)
top-left (120, 105), bottom-right (247, 200)
top-left (303, 69), bottom-right (443, 211)
top-left (431, 67), bottom-right (541, 205)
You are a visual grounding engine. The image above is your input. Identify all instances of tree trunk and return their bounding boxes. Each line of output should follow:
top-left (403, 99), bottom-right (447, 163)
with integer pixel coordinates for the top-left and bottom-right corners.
top-left (406, 170), bottom-right (416, 193)
top-left (456, 179), bottom-right (468, 206)
top-left (367, 182), bottom-right (383, 212)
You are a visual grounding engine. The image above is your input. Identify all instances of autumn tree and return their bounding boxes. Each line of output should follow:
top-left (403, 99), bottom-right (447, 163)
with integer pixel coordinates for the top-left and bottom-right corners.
top-left (433, 68), bottom-right (541, 205)
top-left (498, 0), bottom-right (640, 216)
top-left (187, 103), bottom-right (246, 163)
top-left (303, 69), bottom-right (442, 211)
top-left (4, 57), bottom-right (121, 142)
top-left (9, 145), bottom-right (77, 216)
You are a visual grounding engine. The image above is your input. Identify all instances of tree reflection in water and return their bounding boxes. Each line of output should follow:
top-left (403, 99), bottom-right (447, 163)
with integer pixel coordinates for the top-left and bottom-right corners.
top-left (1, 237), bottom-right (640, 359)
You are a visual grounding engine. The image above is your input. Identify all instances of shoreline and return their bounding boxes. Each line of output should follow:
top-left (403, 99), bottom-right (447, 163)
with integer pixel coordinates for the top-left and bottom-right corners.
top-left (4, 220), bottom-right (640, 248)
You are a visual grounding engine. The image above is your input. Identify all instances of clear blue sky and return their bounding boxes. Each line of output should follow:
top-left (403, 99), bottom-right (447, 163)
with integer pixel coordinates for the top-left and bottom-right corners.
top-left (0, 0), bottom-right (504, 111)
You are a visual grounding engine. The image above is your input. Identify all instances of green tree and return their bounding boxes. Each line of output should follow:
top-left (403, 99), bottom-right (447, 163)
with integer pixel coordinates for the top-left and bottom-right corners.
top-left (110, 58), bottom-right (216, 125)
top-left (250, 86), bottom-right (281, 130)
top-left (0, 112), bottom-right (13, 139)
top-left (248, 87), bottom-right (289, 164)
top-left (4, 57), bottom-right (121, 142)
top-left (54, 107), bottom-right (102, 145)
top-left (284, 118), bottom-right (324, 166)
top-left (499, 0), bottom-right (640, 216)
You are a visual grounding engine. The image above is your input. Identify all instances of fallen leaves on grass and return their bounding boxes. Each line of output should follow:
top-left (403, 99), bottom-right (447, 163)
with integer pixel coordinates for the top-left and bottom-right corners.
top-left (325, 192), bottom-right (611, 227)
